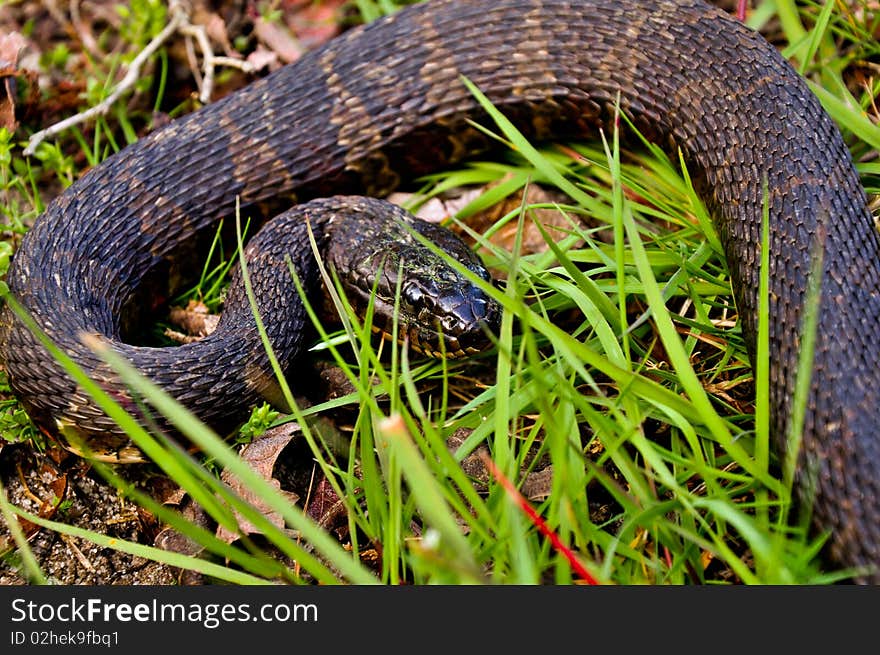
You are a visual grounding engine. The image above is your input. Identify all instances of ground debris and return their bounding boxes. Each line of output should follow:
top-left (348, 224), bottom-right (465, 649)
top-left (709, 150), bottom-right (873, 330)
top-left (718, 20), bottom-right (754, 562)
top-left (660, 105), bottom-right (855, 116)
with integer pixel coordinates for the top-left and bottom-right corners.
top-left (0, 445), bottom-right (175, 584)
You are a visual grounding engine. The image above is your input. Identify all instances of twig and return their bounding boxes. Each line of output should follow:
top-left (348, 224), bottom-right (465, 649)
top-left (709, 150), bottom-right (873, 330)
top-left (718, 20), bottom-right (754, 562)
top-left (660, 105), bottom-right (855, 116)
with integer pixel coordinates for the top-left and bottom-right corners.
top-left (179, 21), bottom-right (253, 104)
top-left (182, 31), bottom-right (203, 90)
top-left (41, 0), bottom-right (69, 32)
top-left (23, 0), bottom-right (253, 156)
top-left (70, 0), bottom-right (106, 60)
top-left (23, 6), bottom-right (187, 156)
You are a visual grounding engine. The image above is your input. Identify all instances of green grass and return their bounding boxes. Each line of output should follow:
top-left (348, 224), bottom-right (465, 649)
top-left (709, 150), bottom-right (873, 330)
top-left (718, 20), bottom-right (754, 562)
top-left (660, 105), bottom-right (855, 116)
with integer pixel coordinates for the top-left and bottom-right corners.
top-left (0, 1), bottom-right (877, 584)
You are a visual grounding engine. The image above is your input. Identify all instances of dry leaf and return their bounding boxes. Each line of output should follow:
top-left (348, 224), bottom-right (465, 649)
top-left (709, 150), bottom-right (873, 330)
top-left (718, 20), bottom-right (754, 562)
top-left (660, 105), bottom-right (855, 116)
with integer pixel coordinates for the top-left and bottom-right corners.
top-left (253, 16), bottom-right (304, 64)
top-left (165, 299), bottom-right (220, 342)
top-left (154, 491), bottom-right (213, 585)
top-left (216, 424), bottom-right (301, 544)
top-left (288, 1), bottom-right (344, 48)
top-left (388, 188), bottom-right (484, 225)
top-left (246, 45), bottom-right (279, 72)
top-left (48, 473), bottom-right (67, 506)
top-left (0, 32), bottom-right (27, 131)
top-left (470, 182), bottom-right (580, 256)
top-left (203, 12), bottom-right (234, 55)
top-left (306, 475), bottom-right (347, 531)
top-left (521, 465), bottom-right (554, 502)
top-left (391, 179), bottom-right (585, 271)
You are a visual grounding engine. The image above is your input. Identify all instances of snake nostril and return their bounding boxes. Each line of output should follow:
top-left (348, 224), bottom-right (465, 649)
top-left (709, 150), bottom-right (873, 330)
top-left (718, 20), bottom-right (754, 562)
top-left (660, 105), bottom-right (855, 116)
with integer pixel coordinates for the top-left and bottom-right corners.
top-left (441, 315), bottom-right (459, 334)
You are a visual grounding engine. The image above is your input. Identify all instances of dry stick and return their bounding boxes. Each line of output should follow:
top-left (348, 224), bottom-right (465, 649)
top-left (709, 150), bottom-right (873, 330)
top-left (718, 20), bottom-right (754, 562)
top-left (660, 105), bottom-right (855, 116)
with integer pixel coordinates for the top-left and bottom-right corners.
top-left (22, 7), bottom-right (186, 156)
top-left (183, 30), bottom-right (204, 91)
top-left (69, 0), bottom-right (106, 60)
top-left (41, 0), bottom-right (103, 63)
top-left (40, 0), bottom-right (71, 35)
top-left (179, 21), bottom-right (253, 104)
top-left (22, 2), bottom-right (252, 156)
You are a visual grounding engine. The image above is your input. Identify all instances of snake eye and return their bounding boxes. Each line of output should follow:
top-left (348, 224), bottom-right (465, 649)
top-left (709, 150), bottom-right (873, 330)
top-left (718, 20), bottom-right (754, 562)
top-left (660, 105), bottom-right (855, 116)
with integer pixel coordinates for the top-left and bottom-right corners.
top-left (403, 282), bottom-right (424, 310)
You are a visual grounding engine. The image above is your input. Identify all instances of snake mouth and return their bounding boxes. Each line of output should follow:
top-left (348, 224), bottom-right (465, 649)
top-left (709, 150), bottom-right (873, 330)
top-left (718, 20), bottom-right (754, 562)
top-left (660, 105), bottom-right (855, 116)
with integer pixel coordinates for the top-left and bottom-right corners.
top-left (358, 287), bottom-right (497, 358)
top-left (370, 324), bottom-right (485, 359)
top-left (335, 274), bottom-right (499, 358)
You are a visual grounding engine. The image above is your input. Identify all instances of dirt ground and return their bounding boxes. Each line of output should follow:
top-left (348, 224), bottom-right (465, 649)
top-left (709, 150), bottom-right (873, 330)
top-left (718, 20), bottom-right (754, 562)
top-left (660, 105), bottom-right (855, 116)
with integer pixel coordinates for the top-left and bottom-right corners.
top-left (0, 443), bottom-right (178, 584)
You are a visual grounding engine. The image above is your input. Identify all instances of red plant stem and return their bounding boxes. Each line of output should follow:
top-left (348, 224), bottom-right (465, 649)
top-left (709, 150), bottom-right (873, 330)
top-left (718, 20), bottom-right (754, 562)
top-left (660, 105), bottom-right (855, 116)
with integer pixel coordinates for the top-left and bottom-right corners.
top-left (479, 451), bottom-right (599, 584)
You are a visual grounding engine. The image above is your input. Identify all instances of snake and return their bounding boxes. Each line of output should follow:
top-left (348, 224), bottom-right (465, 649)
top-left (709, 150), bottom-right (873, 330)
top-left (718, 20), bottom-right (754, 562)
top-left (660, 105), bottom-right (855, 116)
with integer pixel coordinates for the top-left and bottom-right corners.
top-left (0, 0), bottom-right (878, 582)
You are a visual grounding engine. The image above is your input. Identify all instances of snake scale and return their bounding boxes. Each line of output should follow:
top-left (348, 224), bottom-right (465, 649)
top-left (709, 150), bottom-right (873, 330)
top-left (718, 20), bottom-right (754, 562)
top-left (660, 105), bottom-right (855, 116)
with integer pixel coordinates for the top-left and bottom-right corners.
top-left (1, 0), bottom-right (879, 581)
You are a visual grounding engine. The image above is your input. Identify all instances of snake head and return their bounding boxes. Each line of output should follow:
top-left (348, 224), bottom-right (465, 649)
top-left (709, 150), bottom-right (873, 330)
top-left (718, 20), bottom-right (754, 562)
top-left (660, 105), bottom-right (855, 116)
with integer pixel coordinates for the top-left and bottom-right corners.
top-left (324, 197), bottom-right (501, 358)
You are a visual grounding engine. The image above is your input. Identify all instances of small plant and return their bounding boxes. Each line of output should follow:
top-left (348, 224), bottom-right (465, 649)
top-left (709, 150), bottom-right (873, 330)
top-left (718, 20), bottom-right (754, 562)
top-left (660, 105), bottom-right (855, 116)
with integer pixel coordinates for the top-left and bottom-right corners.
top-left (116, 0), bottom-right (169, 53)
top-left (237, 404), bottom-right (282, 445)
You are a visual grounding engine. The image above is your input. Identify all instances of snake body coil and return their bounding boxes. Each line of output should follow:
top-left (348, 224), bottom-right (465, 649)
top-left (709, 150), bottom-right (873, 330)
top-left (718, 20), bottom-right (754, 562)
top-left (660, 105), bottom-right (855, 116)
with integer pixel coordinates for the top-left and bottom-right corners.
top-left (1, 0), bottom-right (879, 580)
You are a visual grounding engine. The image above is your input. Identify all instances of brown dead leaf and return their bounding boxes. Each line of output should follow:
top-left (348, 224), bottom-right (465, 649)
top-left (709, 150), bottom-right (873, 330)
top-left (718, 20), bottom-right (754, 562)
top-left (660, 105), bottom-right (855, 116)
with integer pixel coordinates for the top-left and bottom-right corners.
top-left (253, 16), bottom-right (304, 64)
top-left (305, 475), bottom-right (347, 532)
top-left (48, 473), bottom-right (67, 505)
top-left (0, 32), bottom-right (27, 131)
top-left (388, 188), bottom-right (485, 225)
top-left (160, 487), bottom-right (189, 507)
top-left (165, 299), bottom-right (220, 343)
top-left (203, 12), bottom-right (235, 55)
top-left (521, 465), bottom-right (554, 502)
top-left (470, 182), bottom-right (580, 257)
top-left (313, 360), bottom-right (358, 400)
top-left (246, 45), bottom-right (279, 72)
top-left (14, 472), bottom-right (66, 538)
top-left (234, 425), bottom-right (299, 479)
top-left (216, 423), bottom-right (301, 544)
top-left (392, 179), bottom-right (587, 278)
top-left (45, 445), bottom-right (73, 466)
top-left (284, 0), bottom-right (345, 50)
top-left (0, 32), bottom-right (26, 70)
top-left (154, 490), bottom-right (213, 585)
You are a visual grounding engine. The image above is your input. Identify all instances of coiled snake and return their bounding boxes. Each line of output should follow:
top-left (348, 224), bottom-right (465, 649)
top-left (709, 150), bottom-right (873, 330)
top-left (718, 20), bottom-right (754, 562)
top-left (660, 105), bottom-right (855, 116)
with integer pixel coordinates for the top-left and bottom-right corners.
top-left (1, 0), bottom-right (878, 581)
